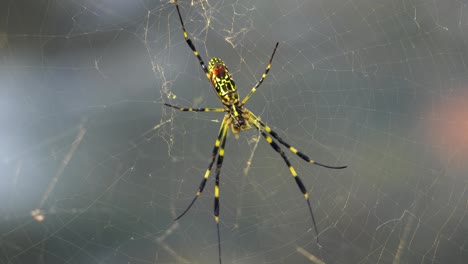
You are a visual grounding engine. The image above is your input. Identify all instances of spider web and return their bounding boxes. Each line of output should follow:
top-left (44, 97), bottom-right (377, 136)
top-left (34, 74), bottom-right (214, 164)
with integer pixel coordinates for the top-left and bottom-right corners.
top-left (1, 0), bottom-right (468, 263)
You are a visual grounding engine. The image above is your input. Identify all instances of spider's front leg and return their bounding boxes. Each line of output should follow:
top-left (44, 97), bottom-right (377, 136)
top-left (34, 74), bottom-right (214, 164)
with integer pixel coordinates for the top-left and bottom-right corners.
top-left (164, 103), bottom-right (226, 113)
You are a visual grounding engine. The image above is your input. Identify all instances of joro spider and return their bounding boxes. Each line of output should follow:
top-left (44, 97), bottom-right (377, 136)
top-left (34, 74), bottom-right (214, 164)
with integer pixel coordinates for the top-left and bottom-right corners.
top-left (166, 1), bottom-right (347, 263)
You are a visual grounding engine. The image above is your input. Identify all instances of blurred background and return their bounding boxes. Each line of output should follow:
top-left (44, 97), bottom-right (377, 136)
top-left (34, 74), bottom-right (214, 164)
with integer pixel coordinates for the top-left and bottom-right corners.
top-left (1, 0), bottom-right (467, 263)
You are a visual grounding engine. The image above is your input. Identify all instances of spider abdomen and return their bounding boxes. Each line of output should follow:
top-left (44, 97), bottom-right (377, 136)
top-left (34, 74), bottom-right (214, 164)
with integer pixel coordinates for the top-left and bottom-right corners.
top-left (208, 57), bottom-right (239, 106)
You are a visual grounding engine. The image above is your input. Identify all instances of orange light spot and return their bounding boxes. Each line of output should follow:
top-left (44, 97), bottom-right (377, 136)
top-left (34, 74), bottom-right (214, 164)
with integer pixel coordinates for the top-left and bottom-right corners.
top-left (31, 209), bottom-right (45, 222)
top-left (424, 89), bottom-right (468, 164)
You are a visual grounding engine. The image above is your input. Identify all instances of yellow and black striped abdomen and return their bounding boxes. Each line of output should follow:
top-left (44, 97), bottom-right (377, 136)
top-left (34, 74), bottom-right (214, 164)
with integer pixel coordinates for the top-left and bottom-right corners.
top-left (209, 57), bottom-right (239, 105)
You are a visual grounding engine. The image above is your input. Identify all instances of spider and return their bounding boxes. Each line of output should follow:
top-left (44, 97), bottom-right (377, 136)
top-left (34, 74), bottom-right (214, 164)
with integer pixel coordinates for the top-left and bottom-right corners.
top-left (166, 1), bottom-right (347, 263)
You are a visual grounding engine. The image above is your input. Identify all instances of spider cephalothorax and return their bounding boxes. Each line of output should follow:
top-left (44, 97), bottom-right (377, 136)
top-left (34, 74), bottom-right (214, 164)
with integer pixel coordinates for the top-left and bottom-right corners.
top-left (166, 1), bottom-right (347, 263)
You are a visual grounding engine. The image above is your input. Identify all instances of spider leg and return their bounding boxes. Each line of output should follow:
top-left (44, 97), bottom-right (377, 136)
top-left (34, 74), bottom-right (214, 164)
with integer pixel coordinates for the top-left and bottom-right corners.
top-left (213, 120), bottom-right (228, 264)
top-left (174, 116), bottom-right (229, 221)
top-left (241, 42), bottom-right (279, 106)
top-left (248, 111), bottom-right (347, 169)
top-left (174, 0), bottom-right (211, 80)
top-left (249, 118), bottom-right (320, 242)
top-left (165, 103), bottom-right (226, 112)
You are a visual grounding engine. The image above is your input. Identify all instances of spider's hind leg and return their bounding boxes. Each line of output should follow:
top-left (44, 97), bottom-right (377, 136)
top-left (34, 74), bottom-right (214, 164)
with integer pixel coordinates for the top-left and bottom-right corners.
top-left (248, 111), bottom-right (347, 169)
